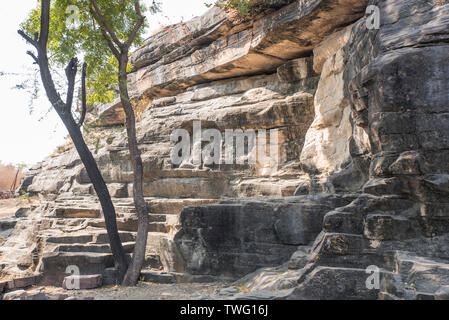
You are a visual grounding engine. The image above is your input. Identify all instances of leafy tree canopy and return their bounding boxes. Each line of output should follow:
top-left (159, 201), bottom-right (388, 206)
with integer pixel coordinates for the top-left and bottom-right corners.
top-left (208, 0), bottom-right (295, 16)
top-left (21, 0), bottom-right (160, 106)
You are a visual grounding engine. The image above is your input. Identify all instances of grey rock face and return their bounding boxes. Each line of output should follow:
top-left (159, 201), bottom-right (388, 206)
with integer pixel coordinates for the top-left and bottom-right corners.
top-left (173, 0), bottom-right (449, 299)
top-left (288, 247), bottom-right (310, 270)
top-left (125, 1), bottom-right (367, 110)
top-left (24, 72), bottom-right (318, 201)
top-left (175, 194), bottom-right (356, 278)
top-left (15, 208), bottom-right (31, 218)
top-left (0, 219), bottom-right (17, 244)
top-left (286, 0), bottom-right (449, 300)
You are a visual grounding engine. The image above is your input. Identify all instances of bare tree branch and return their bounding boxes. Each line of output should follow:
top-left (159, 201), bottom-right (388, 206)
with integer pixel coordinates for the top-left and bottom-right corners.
top-left (100, 27), bottom-right (121, 58)
top-left (90, 0), bottom-right (123, 49)
top-left (78, 62), bottom-right (87, 127)
top-left (26, 51), bottom-right (39, 64)
top-left (18, 30), bottom-right (39, 49)
top-left (124, 0), bottom-right (146, 50)
top-left (65, 57), bottom-right (78, 112)
top-left (20, 0), bottom-right (66, 112)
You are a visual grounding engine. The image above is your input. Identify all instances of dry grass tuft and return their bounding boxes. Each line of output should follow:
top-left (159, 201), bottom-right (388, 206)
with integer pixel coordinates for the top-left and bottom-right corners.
top-left (50, 136), bottom-right (74, 157)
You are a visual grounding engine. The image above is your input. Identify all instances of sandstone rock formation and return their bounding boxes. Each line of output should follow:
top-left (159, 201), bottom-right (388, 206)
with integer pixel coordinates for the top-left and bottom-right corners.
top-left (2, 0), bottom-right (449, 300)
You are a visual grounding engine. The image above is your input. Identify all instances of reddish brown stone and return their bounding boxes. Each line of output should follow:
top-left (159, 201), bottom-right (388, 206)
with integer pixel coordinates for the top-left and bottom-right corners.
top-left (13, 275), bottom-right (40, 289)
top-left (62, 274), bottom-right (102, 290)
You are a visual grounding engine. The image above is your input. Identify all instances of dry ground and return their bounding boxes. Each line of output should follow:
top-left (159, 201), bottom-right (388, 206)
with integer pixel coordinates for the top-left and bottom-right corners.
top-left (72, 282), bottom-right (227, 300)
top-left (0, 198), bottom-right (39, 219)
top-left (24, 282), bottom-right (229, 300)
top-left (0, 165), bottom-right (22, 191)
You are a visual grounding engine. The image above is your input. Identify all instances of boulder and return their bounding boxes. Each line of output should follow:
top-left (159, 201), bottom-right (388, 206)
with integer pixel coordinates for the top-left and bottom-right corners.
top-left (15, 208), bottom-right (31, 218)
top-left (62, 274), bottom-right (103, 290)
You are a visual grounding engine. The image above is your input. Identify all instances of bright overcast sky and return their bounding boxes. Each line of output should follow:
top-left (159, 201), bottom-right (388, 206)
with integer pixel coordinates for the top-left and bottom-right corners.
top-left (0, 0), bottom-right (209, 167)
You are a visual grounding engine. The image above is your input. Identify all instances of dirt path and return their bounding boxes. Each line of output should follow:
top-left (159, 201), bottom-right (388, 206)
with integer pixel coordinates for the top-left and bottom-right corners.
top-left (72, 282), bottom-right (228, 300)
top-left (0, 199), bottom-right (38, 219)
top-left (31, 282), bottom-right (229, 300)
top-left (0, 199), bottom-right (19, 219)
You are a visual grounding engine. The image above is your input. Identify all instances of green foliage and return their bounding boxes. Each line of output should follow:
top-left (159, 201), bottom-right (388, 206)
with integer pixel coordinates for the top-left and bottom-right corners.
top-left (206, 0), bottom-right (295, 16)
top-left (19, 190), bottom-right (31, 201)
top-left (22, 0), bottom-right (160, 106)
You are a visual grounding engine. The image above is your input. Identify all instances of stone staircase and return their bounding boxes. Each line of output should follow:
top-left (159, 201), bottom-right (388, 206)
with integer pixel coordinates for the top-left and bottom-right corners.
top-left (33, 196), bottom-right (219, 286)
top-left (39, 229), bottom-right (135, 285)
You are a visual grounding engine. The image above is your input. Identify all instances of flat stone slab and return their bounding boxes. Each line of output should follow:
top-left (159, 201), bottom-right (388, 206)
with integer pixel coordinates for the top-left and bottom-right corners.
top-left (1, 289), bottom-right (71, 301)
top-left (2, 289), bottom-right (28, 300)
top-left (233, 290), bottom-right (292, 300)
top-left (55, 207), bottom-right (101, 218)
top-left (140, 270), bottom-right (176, 284)
top-left (0, 219), bottom-right (17, 231)
top-left (64, 296), bottom-right (95, 300)
top-left (3, 275), bottom-right (42, 291)
top-left (46, 234), bottom-right (94, 244)
top-left (63, 274), bottom-right (103, 290)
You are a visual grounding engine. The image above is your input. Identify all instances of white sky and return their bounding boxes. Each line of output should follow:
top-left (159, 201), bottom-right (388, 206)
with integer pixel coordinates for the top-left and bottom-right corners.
top-left (0, 0), bottom-right (209, 167)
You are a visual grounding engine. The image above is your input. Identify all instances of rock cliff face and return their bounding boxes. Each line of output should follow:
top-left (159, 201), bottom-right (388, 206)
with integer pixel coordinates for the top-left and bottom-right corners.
top-left (2, 0), bottom-right (449, 299)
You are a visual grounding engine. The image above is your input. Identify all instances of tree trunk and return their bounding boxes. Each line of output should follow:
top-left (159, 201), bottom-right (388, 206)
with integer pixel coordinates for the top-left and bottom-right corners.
top-left (118, 54), bottom-right (149, 286)
top-left (20, 0), bottom-right (129, 285)
top-left (61, 114), bottom-right (128, 282)
top-left (37, 51), bottom-right (129, 283)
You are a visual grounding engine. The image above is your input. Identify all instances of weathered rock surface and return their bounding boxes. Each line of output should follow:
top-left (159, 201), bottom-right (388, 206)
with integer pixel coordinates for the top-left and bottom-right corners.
top-left (285, 0), bottom-right (449, 300)
top-left (0, 219), bottom-right (16, 243)
top-left (126, 1), bottom-right (367, 111)
top-left (175, 194), bottom-right (356, 278)
top-left (63, 274), bottom-right (103, 290)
